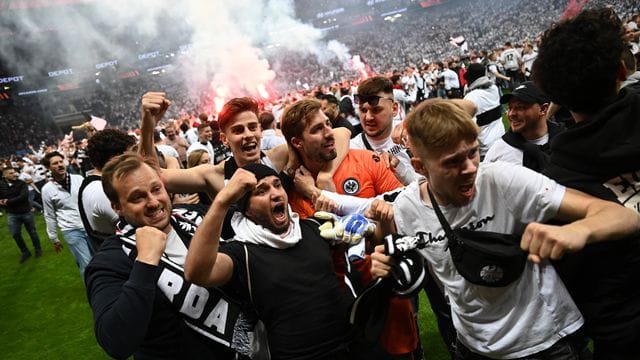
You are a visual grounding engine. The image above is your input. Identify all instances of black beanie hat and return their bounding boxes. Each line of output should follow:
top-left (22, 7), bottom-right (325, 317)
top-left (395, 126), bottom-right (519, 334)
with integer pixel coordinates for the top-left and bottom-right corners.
top-left (237, 163), bottom-right (279, 213)
top-left (464, 63), bottom-right (486, 84)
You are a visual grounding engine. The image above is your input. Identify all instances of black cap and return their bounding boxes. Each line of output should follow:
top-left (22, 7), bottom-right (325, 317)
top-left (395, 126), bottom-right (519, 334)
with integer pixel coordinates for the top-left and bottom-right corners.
top-left (237, 163), bottom-right (279, 213)
top-left (500, 81), bottom-right (549, 105)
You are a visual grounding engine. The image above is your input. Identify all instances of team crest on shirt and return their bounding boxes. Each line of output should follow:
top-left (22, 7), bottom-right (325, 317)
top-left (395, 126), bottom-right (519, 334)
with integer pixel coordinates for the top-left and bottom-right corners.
top-left (342, 178), bottom-right (360, 195)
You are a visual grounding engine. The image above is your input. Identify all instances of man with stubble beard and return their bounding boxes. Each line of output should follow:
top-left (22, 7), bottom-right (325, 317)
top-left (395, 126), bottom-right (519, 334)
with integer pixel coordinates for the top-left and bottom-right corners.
top-left (185, 162), bottom-right (352, 359)
top-left (85, 152), bottom-right (236, 359)
top-left (41, 151), bottom-right (92, 277)
top-left (138, 93), bottom-right (351, 211)
top-left (281, 98), bottom-right (421, 359)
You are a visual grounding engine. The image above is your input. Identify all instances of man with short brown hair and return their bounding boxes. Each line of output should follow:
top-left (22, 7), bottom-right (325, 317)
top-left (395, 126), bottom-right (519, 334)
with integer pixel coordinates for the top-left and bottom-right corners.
top-left (41, 151), bottom-right (92, 277)
top-left (86, 152), bottom-right (236, 359)
top-left (186, 122), bottom-right (215, 164)
top-left (0, 167), bottom-right (42, 263)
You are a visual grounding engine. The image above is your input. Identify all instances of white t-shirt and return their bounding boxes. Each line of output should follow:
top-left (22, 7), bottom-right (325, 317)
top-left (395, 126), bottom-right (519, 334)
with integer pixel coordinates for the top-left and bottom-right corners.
top-left (157, 144), bottom-right (180, 160)
top-left (464, 85), bottom-right (505, 158)
top-left (186, 141), bottom-right (215, 164)
top-left (486, 62), bottom-right (500, 83)
top-left (393, 162), bottom-right (583, 359)
top-left (484, 133), bottom-right (548, 166)
top-left (82, 180), bottom-right (119, 234)
top-left (260, 129), bottom-right (286, 151)
top-left (442, 68), bottom-right (460, 90)
top-left (521, 52), bottom-right (537, 75)
top-left (350, 133), bottom-right (420, 186)
top-left (164, 229), bottom-right (188, 266)
top-left (500, 48), bottom-right (521, 71)
top-left (184, 128), bottom-right (199, 145)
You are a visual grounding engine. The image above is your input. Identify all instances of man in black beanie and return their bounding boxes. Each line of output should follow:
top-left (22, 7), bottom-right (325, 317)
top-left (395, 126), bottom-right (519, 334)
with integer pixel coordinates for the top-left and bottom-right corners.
top-left (185, 163), bottom-right (353, 359)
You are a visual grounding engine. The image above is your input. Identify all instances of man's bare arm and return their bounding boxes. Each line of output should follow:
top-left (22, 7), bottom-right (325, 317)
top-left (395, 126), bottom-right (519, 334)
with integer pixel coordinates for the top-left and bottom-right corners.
top-left (139, 92), bottom-right (170, 166)
top-left (521, 188), bottom-right (640, 263)
top-left (184, 169), bottom-right (257, 286)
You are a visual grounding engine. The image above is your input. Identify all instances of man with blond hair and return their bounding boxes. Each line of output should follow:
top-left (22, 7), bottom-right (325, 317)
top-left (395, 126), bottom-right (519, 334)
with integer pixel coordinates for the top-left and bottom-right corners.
top-left (370, 98), bottom-right (640, 359)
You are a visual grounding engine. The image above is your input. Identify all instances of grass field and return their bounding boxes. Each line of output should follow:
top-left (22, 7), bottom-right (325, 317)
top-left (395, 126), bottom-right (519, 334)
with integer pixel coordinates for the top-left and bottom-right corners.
top-left (0, 213), bottom-right (450, 359)
top-left (0, 213), bottom-right (110, 360)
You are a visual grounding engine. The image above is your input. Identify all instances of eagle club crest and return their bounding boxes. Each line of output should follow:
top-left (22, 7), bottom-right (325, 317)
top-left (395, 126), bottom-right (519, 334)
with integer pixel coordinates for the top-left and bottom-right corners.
top-left (342, 178), bottom-right (360, 195)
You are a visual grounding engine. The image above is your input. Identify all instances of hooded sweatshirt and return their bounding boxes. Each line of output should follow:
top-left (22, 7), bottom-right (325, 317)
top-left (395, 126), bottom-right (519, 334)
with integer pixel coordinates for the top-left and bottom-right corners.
top-left (544, 87), bottom-right (640, 345)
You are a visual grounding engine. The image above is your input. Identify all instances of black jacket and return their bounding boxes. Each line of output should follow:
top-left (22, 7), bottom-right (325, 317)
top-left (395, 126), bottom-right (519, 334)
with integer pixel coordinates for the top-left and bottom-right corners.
top-left (544, 88), bottom-right (640, 345)
top-left (0, 179), bottom-right (31, 214)
top-left (85, 216), bottom-right (236, 360)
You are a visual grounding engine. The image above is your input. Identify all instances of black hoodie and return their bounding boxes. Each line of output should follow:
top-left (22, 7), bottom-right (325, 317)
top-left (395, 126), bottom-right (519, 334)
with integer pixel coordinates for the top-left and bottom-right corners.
top-left (544, 88), bottom-right (640, 345)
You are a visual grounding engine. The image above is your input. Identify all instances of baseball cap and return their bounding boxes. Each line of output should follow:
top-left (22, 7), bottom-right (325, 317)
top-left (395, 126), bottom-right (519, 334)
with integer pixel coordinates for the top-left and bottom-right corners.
top-left (500, 81), bottom-right (549, 105)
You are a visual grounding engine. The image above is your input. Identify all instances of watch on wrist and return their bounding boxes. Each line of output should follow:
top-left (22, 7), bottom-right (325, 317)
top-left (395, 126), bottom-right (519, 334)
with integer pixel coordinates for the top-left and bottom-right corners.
top-left (283, 166), bottom-right (295, 177)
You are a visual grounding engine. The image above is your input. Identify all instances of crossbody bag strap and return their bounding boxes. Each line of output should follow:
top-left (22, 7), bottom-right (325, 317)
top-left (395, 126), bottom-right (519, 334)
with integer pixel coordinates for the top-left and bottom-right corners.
top-left (426, 185), bottom-right (454, 235)
top-left (426, 185), bottom-right (460, 252)
top-left (360, 132), bottom-right (374, 151)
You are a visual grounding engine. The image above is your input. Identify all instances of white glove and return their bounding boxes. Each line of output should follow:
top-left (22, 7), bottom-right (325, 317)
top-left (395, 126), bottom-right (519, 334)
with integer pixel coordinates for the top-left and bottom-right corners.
top-left (314, 211), bottom-right (376, 245)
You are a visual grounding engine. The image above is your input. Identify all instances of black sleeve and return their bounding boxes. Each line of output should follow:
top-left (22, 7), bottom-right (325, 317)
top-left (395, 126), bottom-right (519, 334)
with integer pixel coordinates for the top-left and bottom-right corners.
top-left (85, 250), bottom-right (161, 359)
top-left (218, 242), bottom-right (250, 303)
top-left (0, 181), bottom-right (8, 198)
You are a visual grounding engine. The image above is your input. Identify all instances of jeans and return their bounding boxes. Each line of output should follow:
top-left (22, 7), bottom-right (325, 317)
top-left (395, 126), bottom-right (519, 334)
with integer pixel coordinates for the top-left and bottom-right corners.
top-left (61, 228), bottom-right (92, 279)
top-left (455, 332), bottom-right (583, 360)
top-left (6, 212), bottom-right (42, 255)
top-left (28, 190), bottom-right (43, 212)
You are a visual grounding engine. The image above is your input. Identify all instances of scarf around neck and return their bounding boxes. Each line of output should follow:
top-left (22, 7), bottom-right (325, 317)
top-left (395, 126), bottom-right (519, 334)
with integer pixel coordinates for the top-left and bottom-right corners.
top-left (230, 207), bottom-right (301, 249)
top-left (466, 76), bottom-right (493, 93)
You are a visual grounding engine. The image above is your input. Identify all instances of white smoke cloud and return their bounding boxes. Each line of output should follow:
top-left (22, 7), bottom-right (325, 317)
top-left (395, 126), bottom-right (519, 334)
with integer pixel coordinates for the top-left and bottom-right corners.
top-left (0, 0), bottom-right (353, 99)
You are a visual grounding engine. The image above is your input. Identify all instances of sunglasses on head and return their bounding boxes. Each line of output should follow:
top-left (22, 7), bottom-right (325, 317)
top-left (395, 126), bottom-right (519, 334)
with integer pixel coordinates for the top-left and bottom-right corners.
top-left (354, 94), bottom-right (394, 106)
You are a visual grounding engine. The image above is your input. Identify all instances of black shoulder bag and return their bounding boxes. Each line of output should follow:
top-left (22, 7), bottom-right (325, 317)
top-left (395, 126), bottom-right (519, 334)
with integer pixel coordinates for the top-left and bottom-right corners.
top-left (427, 185), bottom-right (526, 287)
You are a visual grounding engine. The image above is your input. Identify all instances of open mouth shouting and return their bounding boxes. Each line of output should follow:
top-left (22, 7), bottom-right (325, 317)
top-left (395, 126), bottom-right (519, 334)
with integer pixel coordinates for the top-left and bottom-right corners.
top-left (242, 140), bottom-right (259, 155)
top-left (272, 202), bottom-right (289, 227)
top-left (458, 181), bottom-right (476, 202)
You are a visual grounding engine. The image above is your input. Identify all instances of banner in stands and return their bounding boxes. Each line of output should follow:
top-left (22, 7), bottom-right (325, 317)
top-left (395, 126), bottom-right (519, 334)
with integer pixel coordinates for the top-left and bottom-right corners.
top-left (95, 60), bottom-right (118, 70)
top-left (48, 68), bottom-right (73, 77)
top-left (0, 75), bottom-right (24, 84)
